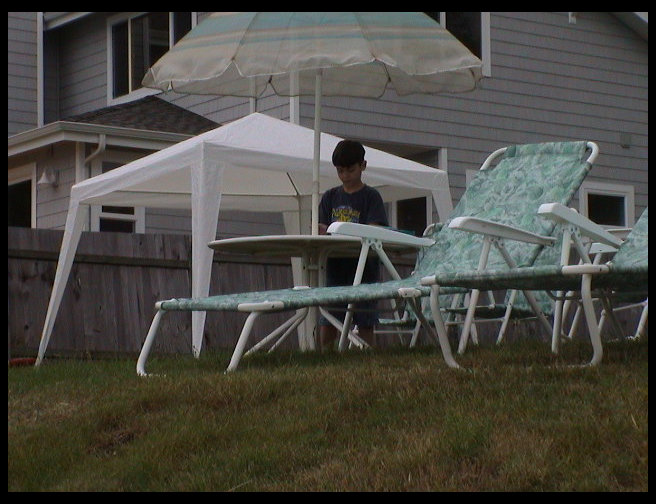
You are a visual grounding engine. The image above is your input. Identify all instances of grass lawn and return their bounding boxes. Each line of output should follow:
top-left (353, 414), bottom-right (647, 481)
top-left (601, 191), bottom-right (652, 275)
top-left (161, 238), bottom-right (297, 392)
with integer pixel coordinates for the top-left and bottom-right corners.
top-left (8, 337), bottom-right (648, 492)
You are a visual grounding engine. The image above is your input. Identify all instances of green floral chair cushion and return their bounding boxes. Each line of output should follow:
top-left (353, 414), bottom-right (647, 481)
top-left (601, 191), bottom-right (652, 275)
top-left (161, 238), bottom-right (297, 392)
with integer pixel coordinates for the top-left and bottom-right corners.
top-left (413, 141), bottom-right (590, 279)
top-left (597, 207), bottom-right (648, 290)
top-left (431, 208), bottom-right (648, 295)
top-left (160, 141), bottom-right (593, 315)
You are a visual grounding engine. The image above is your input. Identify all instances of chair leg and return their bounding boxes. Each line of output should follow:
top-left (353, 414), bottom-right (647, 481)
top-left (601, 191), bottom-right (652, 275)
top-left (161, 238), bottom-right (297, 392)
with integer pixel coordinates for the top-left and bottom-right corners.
top-left (457, 288), bottom-right (481, 354)
top-left (568, 302), bottom-right (584, 340)
top-left (338, 304), bottom-right (356, 351)
top-left (409, 298), bottom-right (438, 347)
top-left (580, 274), bottom-right (603, 366)
top-left (226, 312), bottom-right (261, 373)
top-left (137, 307), bottom-right (166, 376)
top-left (244, 308), bottom-right (308, 356)
top-left (600, 295), bottom-right (626, 341)
top-left (429, 285), bottom-right (460, 369)
top-left (496, 289), bottom-right (517, 345)
top-left (633, 299), bottom-right (648, 339)
top-left (408, 318), bottom-right (423, 347)
top-left (515, 290), bottom-right (553, 349)
top-left (268, 308), bottom-right (310, 353)
top-left (551, 291), bottom-right (565, 354)
top-left (320, 308), bottom-right (363, 349)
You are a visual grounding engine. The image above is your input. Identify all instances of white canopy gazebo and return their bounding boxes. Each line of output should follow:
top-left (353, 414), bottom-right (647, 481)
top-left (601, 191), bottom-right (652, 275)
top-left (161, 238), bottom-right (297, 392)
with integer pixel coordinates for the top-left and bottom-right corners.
top-left (36, 112), bottom-right (453, 364)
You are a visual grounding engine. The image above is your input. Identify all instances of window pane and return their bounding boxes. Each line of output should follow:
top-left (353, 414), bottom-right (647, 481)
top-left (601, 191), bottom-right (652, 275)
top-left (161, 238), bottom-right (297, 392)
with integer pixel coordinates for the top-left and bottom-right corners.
top-left (396, 197), bottom-right (427, 237)
top-left (130, 13), bottom-right (170, 92)
top-left (100, 218), bottom-right (135, 233)
top-left (587, 194), bottom-right (626, 226)
top-left (173, 12), bottom-right (192, 43)
top-left (8, 180), bottom-right (32, 227)
top-left (100, 162), bottom-right (135, 225)
top-left (445, 12), bottom-right (481, 58)
top-left (112, 21), bottom-right (129, 98)
top-left (102, 161), bottom-right (122, 174)
top-left (101, 206), bottom-right (134, 215)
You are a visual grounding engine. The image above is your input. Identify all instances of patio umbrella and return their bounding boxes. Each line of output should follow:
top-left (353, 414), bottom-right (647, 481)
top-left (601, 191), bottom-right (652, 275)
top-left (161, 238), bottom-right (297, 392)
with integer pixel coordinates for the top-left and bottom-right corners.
top-left (142, 12), bottom-right (483, 234)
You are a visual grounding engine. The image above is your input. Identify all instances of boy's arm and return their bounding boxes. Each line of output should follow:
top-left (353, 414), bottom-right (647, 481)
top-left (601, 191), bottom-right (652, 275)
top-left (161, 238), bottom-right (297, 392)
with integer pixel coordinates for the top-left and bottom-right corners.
top-left (318, 190), bottom-right (331, 235)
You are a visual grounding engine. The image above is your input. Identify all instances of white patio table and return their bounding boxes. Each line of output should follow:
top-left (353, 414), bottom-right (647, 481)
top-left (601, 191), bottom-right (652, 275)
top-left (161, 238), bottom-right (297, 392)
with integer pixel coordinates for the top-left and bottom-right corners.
top-left (208, 229), bottom-right (432, 350)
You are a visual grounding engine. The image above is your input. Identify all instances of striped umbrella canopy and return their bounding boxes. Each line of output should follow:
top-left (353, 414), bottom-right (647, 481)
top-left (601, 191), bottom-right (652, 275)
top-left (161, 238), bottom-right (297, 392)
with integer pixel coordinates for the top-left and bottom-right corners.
top-left (143, 12), bottom-right (483, 233)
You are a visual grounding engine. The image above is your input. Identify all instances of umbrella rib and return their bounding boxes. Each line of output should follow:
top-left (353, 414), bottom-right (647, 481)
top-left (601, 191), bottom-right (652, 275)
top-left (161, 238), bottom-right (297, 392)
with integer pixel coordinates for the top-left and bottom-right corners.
top-left (352, 12), bottom-right (393, 90)
top-left (232, 12), bottom-right (262, 91)
top-left (286, 172), bottom-right (302, 196)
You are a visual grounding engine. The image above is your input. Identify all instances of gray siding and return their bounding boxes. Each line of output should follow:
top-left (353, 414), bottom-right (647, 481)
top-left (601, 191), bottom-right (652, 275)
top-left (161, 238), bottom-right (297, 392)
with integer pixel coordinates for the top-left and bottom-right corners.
top-left (8, 12), bottom-right (648, 234)
top-left (295, 12), bottom-right (647, 219)
top-left (160, 89), bottom-right (291, 126)
top-left (146, 208), bottom-right (286, 238)
top-left (56, 13), bottom-right (107, 118)
top-left (8, 12), bottom-right (38, 136)
top-left (43, 29), bottom-right (60, 124)
top-left (19, 143), bottom-right (77, 230)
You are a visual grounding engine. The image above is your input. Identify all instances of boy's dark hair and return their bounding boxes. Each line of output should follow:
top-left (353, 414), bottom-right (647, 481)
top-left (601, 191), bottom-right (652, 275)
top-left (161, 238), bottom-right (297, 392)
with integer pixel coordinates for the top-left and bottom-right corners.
top-left (332, 139), bottom-right (365, 167)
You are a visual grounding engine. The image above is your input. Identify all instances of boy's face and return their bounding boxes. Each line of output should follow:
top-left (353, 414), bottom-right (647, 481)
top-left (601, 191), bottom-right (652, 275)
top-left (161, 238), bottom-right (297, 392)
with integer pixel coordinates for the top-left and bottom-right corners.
top-left (335, 160), bottom-right (366, 185)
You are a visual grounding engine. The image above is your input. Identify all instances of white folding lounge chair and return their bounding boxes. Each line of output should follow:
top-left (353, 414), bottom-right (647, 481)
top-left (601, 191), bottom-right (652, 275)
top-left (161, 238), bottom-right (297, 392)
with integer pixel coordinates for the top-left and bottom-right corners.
top-left (137, 141), bottom-right (598, 375)
top-left (422, 205), bottom-right (647, 366)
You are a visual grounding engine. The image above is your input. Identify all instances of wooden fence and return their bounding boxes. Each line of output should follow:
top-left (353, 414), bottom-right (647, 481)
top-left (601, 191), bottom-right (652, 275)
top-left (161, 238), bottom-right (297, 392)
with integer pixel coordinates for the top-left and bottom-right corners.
top-left (8, 227), bottom-right (305, 358)
top-left (8, 227), bottom-right (419, 359)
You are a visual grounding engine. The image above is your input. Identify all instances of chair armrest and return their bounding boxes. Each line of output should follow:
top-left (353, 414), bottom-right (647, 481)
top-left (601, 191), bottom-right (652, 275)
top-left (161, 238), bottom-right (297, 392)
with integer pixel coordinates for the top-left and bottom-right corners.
top-left (448, 216), bottom-right (556, 246)
top-left (538, 203), bottom-right (623, 248)
top-left (327, 222), bottom-right (434, 248)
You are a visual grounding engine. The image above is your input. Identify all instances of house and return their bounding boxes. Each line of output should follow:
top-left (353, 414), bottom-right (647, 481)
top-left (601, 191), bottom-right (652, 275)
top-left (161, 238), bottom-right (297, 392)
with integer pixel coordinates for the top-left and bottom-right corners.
top-left (8, 12), bottom-right (648, 238)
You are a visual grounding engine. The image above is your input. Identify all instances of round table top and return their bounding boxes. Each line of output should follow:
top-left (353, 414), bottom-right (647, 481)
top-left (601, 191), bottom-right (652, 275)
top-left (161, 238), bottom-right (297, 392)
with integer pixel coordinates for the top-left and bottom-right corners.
top-left (208, 234), bottom-right (420, 257)
top-left (208, 234), bottom-right (362, 257)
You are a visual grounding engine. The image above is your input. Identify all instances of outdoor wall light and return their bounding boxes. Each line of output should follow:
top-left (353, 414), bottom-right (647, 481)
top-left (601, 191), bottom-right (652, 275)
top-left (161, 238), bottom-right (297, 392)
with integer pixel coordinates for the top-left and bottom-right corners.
top-left (37, 168), bottom-right (60, 188)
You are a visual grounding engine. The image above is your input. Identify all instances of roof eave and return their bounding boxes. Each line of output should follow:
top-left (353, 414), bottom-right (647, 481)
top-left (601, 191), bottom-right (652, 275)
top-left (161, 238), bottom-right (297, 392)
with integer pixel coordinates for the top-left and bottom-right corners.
top-left (612, 12), bottom-right (648, 40)
top-left (8, 121), bottom-right (193, 158)
top-left (43, 12), bottom-right (94, 30)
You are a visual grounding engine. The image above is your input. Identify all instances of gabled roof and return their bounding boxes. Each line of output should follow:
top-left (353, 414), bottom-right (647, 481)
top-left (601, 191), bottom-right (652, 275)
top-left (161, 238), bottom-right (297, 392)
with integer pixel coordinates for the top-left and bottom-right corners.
top-left (61, 96), bottom-right (219, 136)
top-left (611, 12), bottom-right (648, 40)
top-left (9, 96), bottom-right (219, 158)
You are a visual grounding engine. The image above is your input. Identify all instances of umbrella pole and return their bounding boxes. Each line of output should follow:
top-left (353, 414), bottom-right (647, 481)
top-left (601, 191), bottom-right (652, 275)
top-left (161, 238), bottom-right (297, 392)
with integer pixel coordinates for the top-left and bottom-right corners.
top-left (311, 69), bottom-right (322, 235)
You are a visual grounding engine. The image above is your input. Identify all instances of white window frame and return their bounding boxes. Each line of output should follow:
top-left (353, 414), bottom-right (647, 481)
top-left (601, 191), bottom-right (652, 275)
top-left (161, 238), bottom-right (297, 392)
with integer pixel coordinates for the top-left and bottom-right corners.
top-left (89, 152), bottom-right (145, 233)
top-left (579, 180), bottom-right (635, 229)
top-left (107, 12), bottom-right (197, 105)
top-left (8, 162), bottom-right (37, 228)
top-left (435, 12), bottom-right (491, 77)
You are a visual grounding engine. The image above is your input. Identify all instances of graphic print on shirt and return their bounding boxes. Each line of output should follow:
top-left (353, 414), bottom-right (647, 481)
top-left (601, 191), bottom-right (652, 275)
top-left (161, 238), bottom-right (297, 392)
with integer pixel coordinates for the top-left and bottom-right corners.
top-left (332, 205), bottom-right (361, 223)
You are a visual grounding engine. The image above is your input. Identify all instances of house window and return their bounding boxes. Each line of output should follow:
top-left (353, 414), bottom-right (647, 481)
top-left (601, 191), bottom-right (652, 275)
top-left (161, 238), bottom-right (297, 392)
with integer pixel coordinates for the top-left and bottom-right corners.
top-left (8, 163), bottom-right (36, 228)
top-left (425, 12), bottom-right (491, 76)
top-left (8, 180), bottom-right (32, 228)
top-left (397, 197), bottom-right (428, 237)
top-left (384, 196), bottom-right (433, 237)
top-left (109, 12), bottom-right (194, 101)
top-left (580, 181), bottom-right (635, 228)
top-left (587, 194), bottom-right (625, 226)
top-left (90, 158), bottom-right (145, 233)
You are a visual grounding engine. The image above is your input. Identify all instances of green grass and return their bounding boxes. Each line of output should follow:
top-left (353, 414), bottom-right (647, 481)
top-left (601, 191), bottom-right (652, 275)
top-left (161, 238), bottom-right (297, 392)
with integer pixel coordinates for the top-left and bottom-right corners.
top-left (8, 338), bottom-right (648, 491)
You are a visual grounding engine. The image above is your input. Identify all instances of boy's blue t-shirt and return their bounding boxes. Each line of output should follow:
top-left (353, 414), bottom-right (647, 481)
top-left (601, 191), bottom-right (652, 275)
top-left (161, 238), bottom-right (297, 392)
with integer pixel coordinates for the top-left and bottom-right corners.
top-left (318, 184), bottom-right (388, 327)
top-left (319, 185), bottom-right (389, 227)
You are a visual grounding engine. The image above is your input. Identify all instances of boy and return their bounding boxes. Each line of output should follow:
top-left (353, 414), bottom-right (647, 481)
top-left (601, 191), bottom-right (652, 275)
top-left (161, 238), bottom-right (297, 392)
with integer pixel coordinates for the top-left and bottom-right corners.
top-left (318, 139), bottom-right (389, 351)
